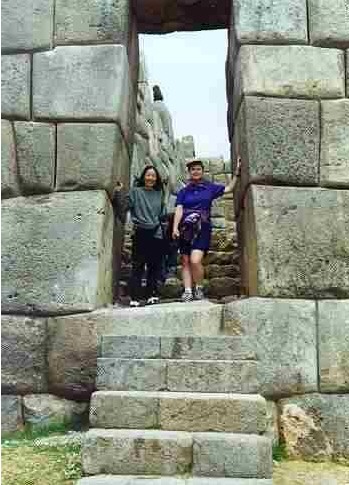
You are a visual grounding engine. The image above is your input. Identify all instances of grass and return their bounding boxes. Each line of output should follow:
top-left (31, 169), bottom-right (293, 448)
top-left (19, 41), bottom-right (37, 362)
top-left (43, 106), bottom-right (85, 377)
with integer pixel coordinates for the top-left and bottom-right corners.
top-left (273, 442), bottom-right (288, 462)
top-left (1, 421), bottom-right (73, 444)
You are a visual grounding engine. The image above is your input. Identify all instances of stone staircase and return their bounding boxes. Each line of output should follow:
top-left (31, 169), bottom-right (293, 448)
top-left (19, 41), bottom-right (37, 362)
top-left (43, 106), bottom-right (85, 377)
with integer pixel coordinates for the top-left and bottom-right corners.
top-left (77, 302), bottom-right (273, 485)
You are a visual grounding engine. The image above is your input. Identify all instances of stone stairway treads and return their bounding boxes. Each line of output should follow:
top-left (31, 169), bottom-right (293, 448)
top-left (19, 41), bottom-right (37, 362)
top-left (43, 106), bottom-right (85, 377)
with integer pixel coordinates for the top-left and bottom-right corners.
top-left (81, 429), bottom-right (272, 478)
top-left (97, 302), bottom-right (223, 336)
top-left (77, 476), bottom-right (273, 484)
top-left (90, 391), bottom-right (267, 433)
top-left (99, 335), bottom-right (256, 360)
top-left (97, 358), bottom-right (258, 393)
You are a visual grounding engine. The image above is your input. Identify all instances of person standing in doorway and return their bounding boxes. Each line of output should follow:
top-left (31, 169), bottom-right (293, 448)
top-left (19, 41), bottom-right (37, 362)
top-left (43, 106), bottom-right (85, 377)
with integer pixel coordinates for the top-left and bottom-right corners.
top-left (113, 165), bottom-right (166, 307)
top-left (172, 157), bottom-right (242, 302)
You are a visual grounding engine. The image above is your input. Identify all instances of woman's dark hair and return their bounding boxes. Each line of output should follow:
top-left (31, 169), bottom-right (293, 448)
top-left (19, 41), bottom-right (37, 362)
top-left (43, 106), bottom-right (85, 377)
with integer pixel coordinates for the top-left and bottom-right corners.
top-left (135, 165), bottom-right (164, 191)
top-left (153, 85), bottom-right (163, 102)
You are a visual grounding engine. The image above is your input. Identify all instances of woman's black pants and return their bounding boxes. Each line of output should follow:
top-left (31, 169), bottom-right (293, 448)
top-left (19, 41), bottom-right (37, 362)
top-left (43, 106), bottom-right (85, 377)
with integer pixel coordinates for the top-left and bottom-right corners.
top-left (129, 227), bottom-right (164, 300)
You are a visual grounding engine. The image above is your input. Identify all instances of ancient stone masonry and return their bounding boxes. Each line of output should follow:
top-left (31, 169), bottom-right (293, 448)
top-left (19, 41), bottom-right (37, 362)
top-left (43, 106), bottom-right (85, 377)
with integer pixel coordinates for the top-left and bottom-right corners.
top-left (1, 0), bottom-right (349, 474)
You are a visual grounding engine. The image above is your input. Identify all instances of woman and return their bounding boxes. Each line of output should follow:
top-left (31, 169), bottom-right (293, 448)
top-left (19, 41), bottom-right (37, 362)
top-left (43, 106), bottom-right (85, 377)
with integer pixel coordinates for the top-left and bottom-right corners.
top-left (172, 157), bottom-right (242, 302)
top-left (114, 165), bottom-right (166, 307)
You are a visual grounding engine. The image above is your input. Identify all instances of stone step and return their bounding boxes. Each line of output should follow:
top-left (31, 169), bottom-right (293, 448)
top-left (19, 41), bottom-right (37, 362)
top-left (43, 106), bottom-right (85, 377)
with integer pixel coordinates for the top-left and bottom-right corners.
top-left (96, 358), bottom-right (258, 393)
top-left (98, 302), bottom-right (223, 336)
top-left (81, 429), bottom-right (272, 478)
top-left (99, 335), bottom-right (256, 360)
top-left (77, 476), bottom-right (273, 485)
top-left (90, 391), bottom-right (267, 434)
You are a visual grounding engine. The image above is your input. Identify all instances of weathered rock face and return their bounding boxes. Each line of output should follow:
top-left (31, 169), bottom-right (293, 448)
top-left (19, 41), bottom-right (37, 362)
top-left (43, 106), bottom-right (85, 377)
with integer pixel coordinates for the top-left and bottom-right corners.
top-left (55, 0), bottom-right (131, 46)
top-left (318, 300), bottom-right (349, 393)
top-left (135, 0), bottom-right (230, 33)
top-left (1, 120), bottom-right (20, 199)
top-left (1, 395), bottom-right (23, 434)
top-left (308, 0), bottom-right (349, 47)
top-left (56, 123), bottom-right (129, 195)
top-left (23, 394), bottom-right (88, 429)
top-left (2, 191), bottom-right (114, 315)
top-left (279, 394), bottom-right (349, 462)
top-left (1, 316), bottom-right (47, 394)
top-left (1, 54), bottom-right (31, 119)
top-left (240, 185), bottom-right (349, 299)
top-left (1, 0), bottom-right (54, 53)
top-left (14, 122), bottom-right (56, 194)
top-left (223, 298), bottom-right (317, 398)
top-left (235, 97), bottom-right (320, 186)
top-left (320, 100), bottom-right (349, 187)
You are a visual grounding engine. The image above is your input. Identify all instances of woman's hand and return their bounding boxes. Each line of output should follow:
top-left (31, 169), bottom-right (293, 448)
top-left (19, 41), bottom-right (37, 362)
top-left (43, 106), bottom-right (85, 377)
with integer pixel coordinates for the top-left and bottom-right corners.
top-left (234, 156), bottom-right (242, 177)
top-left (172, 227), bottom-right (180, 240)
top-left (113, 181), bottom-right (124, 193)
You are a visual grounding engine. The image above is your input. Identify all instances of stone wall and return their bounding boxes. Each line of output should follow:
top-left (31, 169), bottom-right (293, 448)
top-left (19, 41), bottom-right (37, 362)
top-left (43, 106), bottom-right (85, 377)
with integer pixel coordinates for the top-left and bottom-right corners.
top-left (226, 0), bottom-right (349, 463)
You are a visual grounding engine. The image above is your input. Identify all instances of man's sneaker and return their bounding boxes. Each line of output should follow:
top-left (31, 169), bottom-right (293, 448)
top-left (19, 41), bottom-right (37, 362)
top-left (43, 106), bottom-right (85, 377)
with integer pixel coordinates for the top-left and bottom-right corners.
top-left (146, 296), bottom-right (159, 305)
top-left (181, 290), bottom-right (193, 303)
top-left (130, 300), bottom-right (141, 308)
top-left (194, 286), bottom-right (205, 300)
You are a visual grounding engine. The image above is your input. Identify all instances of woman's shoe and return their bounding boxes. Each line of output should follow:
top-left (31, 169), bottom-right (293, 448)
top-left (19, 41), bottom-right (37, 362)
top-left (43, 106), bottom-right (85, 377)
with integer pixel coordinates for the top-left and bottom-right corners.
top-left (146, 296), bottom-right (160, 305)
top-left (194, 286), bottom-right (205, 300)
top-left (181, 290), bottom-right (193, 302)
top-left (130, 300), bottom-right (141, 308)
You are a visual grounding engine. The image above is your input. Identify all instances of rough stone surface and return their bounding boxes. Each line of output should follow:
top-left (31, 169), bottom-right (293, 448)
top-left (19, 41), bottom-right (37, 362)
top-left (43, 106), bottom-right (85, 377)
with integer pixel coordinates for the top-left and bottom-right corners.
top-left (223, 298), bottom-right (317, 398)
top-left (318, 300), bottom-right (349, 392)
top-left (167, 360), bottom-right (258, 393)
top-left (1, 0), bottom-right (54, 52)
top-left (1, 315), bottom-right (47, 394)
top-left (1, 395), bottom-right (23, 434)
top-left (33, 46), bottom-right (130, 135)
top-left (207, 277), bottom-right (240, 298)
top-left (14, 122), bottom-right (55, 194)
top-left (309, 0), bottom-right (349, 47)
top-left (232, 0), bottom-right (307, 44)
top-left (235, 97), bottom-right (320, 186)
top-left (347, 50), bottom-right (349, 95)
top-left (193, 433), bottom-right (272, 478)
top-left (90, 391), bottom-right (158, 429)
top-left (82, 429), bottom-right (192, 475)
top-left (97, 358), bottom-right (167, 391)
top-left (159, 393), bottom-right (266, 434)
top-left (1, 119), bottom-right (20, 198)
top-left (23, 394), bottom-right (88, 429)
top-left (55, 0), bottom-right (130, 45)
top-left (1, 54), bottom-right (31, 119)
top-left (320, 100), bottom-right (349, 187)
top-left (241, 186), bottom-right (349, 298)
top-left (265, 401), bottom-right (279, 446)
top-left (56, 123), bottom-right (129, 194)
top-left (279, 394), bottom-right (349, 462)
top-left (78, 479), bottom-right (273, 485)
top-left (100, 336), bottom-right (161, 359)
top-left (1, 191), bottom-right (113, 315)
top-left (233, 46), bottom-right (345, 112)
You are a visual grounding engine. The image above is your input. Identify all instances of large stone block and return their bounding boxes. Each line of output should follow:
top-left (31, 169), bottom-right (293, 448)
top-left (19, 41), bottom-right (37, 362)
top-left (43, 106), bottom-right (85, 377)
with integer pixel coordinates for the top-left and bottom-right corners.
top-left (82, 429), bottom-right (192, 475)
top-left (23, 394), bottom-right (88, 429)
top-left (223, 298), bottom-right (317, 398)
top-left (318, 300), bottom-right (349, 392)
top-left (236, 97), bottom-right (320, 186)
top-left (309, 0), bottom-right (349, 47)
top-left (192, 433), bottom-right (272, 478)
top-left (1, 191), bottom-right (113, 314)
top-left (56, 123), bottom-right (129, 194)
top-left (240, 186), bottom-right (349, 298)
top-left (33, 45), bottom-right (130, 135)
top-left (1, 395), bottom-right (23, 434)
top-left (233, 46), bottom-right (345, 114)
top-left (1, 119), bottom-right (20, 198)
top-left (279, 394), bottom-right (349, 462)
top-left (231, 0), bottom-right (307, 44)
top-left (14, 122), bottom-right (55, 194)
top-left (320, 100), bottom-right (349, 187)
top-left (1, 315), bottom-right (47, 394)
top-left (1, 0), bottom-right (54, 53)
top-left (55, 0), bottom-right (130, 46)
top-left (77, 479), bottom-right (273, 485)
top-left (1, 54), bottom-right (31, 119)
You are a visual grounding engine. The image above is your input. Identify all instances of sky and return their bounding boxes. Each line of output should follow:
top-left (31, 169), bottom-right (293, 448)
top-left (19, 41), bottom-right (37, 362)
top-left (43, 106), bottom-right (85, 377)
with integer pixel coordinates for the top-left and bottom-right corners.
top-left (140, 30), bottom-right (229, 160)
